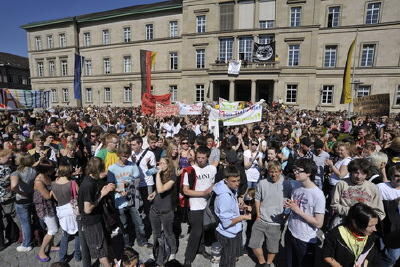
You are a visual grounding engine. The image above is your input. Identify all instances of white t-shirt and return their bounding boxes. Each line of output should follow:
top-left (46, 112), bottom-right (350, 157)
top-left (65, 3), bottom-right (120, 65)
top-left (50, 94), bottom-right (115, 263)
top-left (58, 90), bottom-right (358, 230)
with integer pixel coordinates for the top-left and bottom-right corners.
top-left (244, 150), bottom-right (264, 182)
top-left (129, 149), bottom-right (156, 187)
top-left (183, 165), bottom-right (216, 211)
top-left (329, 157), bottom-right (352, 186)
top-left (378, 182), bottom-right (400, 201)
top-left (288, 185), bottom-right (326, 243)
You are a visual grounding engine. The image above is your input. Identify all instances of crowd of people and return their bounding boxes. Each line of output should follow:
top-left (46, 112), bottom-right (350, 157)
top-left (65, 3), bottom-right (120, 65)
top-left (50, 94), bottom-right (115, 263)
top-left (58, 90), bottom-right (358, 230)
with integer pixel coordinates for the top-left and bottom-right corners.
top-left (0, 104), bottom-right (400, 267)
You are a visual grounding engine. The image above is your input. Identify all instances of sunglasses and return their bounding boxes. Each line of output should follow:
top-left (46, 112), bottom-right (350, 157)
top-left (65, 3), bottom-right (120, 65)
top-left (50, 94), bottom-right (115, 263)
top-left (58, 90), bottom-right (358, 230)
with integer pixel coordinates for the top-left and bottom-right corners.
top-left (293, 168), bottom-right (306, 174)
top-left (251, 143), bottom-right (259, 146)
top-left (181, 142), bottom-right (189, 145)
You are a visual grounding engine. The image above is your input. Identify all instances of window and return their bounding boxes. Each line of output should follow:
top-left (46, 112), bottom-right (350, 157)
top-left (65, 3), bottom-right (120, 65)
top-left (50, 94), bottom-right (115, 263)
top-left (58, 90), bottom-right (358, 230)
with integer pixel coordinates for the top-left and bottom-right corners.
top-left (123, 87), bottom-right (132, 102)
top-left (59, 33), bottom-right (66, 48)
top-left (366, 2), bottom-right (381, 24)
top-left (48, 60), bottom-right (55, 76)
top-left (220, 3), bottom-right (234, 31)
top-left (102, 30), bottom-right (110, 45)
top-left (259, 20), bottom-right (274, 29)
top-left (196, 15), bottom-right (206, 33)
top-left (170, 85), bottom-right (178, 102)
top-left (324, 45), bottom-right (337, 68)
top-left (83, 32), bottom-right (91, 47)
top-left (169, 21), bottom-right (178, 37)
top-left (169, 52), bottom-right (178, 70)
top-left (219, 38), bottom-right (233, 63)
top-left (395, 85), bottom-right (400, 105)
top-left (50, 89), bottom-right (58, 103)
top-left (259, 35), bottom-right (274, 45)
top-left (361, 44), bottom-right (376, 67)
top-left (238, 37), bottom-right (253, 61)
top-left (145, 24), bottom-right (153, 40)
top-left (357, 85), bottom-right (371, 98)
top-left (288, 44), bottom-right (300, 66)
top-left (84, 60), bottom-right (92, 76)
top-left (196, 49), bottom-right (205, 69)
top-left (104, 58), bottom-right (111, 74)
top-left (123, 27), bottom-right (131, 42)
top-left (290, 7), bottom-right (301, 27)
top-left (35, 37), bottom-right (42, 50)
top-left (286, 84), bottom-right (297, 103)
top-left (86, 88), bottom-right (93, 103)
top-left (61, 60), bottom-right (68, 76)
top-left (62, 88), bottom-right (69, 102)
top-left (123, 56), bottom-right (131, 73)
top-left (37, 62), bottom-right (44, 77)
top-left (327, 6), bottom-right (340, 27)
top-left (321, 85), bottom-right (334, 104)
top-left (196, 84), bottom-right (205, 102)
top-left (47, 35), bottom-right (53, 49)
top-left (104, 87), bottom-right (112, 102)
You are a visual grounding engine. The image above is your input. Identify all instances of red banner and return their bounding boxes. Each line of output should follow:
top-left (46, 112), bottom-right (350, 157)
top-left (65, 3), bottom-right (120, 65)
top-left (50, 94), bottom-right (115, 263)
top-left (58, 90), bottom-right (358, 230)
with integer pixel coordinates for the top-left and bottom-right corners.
top-left (141, 92), bottom-right (171, 115)
top-left (155, 102), bottom-right (178, 118)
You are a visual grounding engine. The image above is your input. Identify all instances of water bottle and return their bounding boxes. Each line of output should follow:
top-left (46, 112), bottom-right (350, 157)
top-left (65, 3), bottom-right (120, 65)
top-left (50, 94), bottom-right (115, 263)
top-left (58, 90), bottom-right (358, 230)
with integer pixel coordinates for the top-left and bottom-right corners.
top-left (210, 242), bottom-right (222, 267)
top-left (145, 167), bottom-right (159, 176)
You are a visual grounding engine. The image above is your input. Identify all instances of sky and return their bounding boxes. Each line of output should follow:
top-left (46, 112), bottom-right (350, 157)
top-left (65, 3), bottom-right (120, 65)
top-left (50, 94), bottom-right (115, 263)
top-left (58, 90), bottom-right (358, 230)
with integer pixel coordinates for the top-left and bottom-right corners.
top-left (1, 0), bottom-right (161, 57)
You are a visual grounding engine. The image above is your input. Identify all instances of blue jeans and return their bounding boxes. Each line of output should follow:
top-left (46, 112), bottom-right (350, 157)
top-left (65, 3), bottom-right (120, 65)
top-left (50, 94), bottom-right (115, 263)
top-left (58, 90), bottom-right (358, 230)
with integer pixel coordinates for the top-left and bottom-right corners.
top-left (118, 205), bottom-right (146, 246)
top-left (59, 230), bottom-right (81, 262)
top-left (15, 203), bottom-right (32, 247)
top-left (381, 247), bottom-right (400, 267)
top-left (247, 181), bottom-right (258, 189)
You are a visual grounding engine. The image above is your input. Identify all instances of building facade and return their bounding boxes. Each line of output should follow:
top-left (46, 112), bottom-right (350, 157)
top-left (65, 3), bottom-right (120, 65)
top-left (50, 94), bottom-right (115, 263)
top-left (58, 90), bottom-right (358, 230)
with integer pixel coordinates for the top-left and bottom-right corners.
top-left (22, 0), bottom-right (400, 111)
top-left (0, 52), bottom-right (31, 90)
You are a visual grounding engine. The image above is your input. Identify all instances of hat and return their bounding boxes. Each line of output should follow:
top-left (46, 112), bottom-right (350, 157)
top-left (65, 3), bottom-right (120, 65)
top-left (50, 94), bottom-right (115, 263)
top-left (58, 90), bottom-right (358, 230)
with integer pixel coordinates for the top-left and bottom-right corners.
top-left (389, 137), bottom-right (400, 153)
top-left (300, 137), bottom-right (313, 147)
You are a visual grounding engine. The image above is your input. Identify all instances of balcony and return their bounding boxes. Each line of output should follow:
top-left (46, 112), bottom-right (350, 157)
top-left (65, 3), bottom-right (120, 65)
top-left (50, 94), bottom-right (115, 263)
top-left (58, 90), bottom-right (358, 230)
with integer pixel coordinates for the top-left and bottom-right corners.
top-left (209, 60), bottom-right (280, 74)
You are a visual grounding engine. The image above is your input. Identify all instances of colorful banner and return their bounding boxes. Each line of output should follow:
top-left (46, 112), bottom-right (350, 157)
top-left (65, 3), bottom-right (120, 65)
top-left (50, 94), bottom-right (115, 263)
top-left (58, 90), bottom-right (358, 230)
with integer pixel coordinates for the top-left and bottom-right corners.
top-left (155, 102), bottom-right (179, 118)
top-left (353, 94), bottom-right (390, 116)
top-left (341, 37), bottom-right (357, 104)
top-left (219, 98), bottom-right (240, 111)
top-left (140, 50), bottom-right (156, 95)
top-left (223, 103), bottom-right (263, 126)
top-left (178, 102), bottom-right (203, 115)
top-left (141, 92), bottom-right (171, 115)
top-left (0, 88), bottom-right (50, 109)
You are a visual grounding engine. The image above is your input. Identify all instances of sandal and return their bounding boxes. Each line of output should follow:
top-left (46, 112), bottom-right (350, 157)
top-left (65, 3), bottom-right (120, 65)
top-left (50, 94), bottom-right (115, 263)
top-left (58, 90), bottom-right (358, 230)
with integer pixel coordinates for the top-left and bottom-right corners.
top-left (36, 255), bottom-right (50, 262)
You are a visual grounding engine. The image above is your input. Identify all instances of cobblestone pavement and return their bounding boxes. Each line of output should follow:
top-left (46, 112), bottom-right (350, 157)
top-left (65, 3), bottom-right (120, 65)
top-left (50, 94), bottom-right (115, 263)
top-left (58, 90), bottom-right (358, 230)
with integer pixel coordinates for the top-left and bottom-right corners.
top-left (0, 226), bottom-right (258, 267)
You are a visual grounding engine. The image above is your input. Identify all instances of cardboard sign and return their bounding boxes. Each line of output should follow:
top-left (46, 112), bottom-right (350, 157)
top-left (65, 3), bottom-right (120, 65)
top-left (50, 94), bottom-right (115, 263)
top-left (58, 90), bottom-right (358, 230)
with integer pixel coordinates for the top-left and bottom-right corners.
top-left (353, 93), bottom-right (390, 116)
top-left (155, 102), bottom-right (178, 118)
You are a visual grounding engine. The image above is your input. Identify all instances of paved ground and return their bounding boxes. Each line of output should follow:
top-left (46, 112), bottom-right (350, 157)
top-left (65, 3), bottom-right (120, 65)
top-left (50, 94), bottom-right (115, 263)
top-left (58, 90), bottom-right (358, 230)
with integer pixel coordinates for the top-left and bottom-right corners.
top-left (0, 225), bottom-right (258, 267)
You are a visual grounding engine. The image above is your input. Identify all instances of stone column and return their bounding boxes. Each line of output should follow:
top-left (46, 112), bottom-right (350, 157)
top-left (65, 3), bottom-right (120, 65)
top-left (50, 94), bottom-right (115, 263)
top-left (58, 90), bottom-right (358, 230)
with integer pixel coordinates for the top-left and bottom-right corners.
top-left (229, 80), bottom-right (235, 101)
top-left (251, 79), bottom-right (257, 103)
top-left (273, 79), bottom-right (278, 102)
top-left (208, 80), bottom-right (214, 101)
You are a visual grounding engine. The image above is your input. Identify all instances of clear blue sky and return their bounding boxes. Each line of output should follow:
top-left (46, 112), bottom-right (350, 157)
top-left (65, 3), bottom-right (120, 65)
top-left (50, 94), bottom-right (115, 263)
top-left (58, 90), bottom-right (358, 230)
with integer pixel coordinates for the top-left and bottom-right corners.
top-left (1, 0), bottom-right (160, 57)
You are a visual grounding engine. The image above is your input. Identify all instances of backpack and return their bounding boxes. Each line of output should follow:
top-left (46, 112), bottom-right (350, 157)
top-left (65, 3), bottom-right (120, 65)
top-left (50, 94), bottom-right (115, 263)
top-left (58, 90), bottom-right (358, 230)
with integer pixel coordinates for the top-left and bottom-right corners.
top-left (153, 231), bottom-right (171, 265)
top-left (203, 192), bottom-right (219, 230)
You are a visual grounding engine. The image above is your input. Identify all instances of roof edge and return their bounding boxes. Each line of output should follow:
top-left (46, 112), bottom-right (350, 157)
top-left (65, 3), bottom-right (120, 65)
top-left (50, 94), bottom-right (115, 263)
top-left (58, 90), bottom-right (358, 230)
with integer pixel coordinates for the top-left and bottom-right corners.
top-left (21, 17), bottom-right (75, 30)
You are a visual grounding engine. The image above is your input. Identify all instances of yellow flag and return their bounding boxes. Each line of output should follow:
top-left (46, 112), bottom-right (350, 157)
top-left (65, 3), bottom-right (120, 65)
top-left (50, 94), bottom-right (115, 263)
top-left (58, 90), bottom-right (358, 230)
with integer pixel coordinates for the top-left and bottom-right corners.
top-left (341, 38), bottom-right (356, 104)
top-left (151, 52), bottom-right (157, 67)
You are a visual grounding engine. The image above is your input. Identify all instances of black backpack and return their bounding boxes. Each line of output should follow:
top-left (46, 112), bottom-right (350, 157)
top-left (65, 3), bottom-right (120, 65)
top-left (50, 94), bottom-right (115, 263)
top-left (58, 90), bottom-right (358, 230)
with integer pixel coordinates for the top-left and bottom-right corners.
top-left (203, 192), bottom-right (219, 230)
top-left (153, 231), bottom-right (171, 265)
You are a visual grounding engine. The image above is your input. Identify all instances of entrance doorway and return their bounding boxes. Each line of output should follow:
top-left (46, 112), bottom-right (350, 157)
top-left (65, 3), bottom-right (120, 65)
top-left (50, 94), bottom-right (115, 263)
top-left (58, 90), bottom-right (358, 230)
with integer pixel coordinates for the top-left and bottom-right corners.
top-left (257, 80), bottom-right (274, 104)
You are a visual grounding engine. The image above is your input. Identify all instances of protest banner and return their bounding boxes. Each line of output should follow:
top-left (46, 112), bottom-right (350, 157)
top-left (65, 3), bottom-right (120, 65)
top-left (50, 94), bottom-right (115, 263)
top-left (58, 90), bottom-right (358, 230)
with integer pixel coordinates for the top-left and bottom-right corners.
top-left (218, 98), bottom-right (240, 111)
top-left (141, 92), bottom-right (171, 115)
top-left (178, 102), bottom-right (203, 115)
top-left (0, 88), bottom-right (50, 109)
top-left (228, 60), bottom-right (241, 75)
top-left (353, 93), bottom-right (390, 116)
top-left (155, 102), bottom-right (178, 118)
top-left (223, 102), bottom-right (263, 126)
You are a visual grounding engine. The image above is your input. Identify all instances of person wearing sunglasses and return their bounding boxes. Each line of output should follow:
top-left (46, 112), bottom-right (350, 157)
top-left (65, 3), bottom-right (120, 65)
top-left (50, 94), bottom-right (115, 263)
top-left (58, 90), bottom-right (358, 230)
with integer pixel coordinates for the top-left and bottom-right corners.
top-left (284, 158), bottom-right (325, 267)
top-left (244, 138), bottom-right (263, 189)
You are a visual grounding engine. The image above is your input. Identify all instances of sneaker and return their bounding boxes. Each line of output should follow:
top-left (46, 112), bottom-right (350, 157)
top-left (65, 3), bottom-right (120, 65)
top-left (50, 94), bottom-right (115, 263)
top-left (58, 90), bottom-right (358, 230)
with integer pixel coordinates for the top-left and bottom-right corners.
top-left (168, 254), bottom-right (176, 261)
top-left (16, 245), bottom-right (32, 252)
top-left (138, 242), bottom-right (153, 249)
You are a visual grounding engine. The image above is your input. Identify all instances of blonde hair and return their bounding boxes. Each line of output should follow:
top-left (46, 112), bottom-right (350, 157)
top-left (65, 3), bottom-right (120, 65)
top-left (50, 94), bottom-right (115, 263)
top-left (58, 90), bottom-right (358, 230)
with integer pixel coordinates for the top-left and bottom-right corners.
top-left (0, 149), bottom-right (12, 158)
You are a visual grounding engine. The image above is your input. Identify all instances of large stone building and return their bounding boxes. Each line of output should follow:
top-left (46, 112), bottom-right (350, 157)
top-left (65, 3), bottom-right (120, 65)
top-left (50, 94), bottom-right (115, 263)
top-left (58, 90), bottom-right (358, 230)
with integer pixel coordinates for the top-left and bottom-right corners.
top-left (0, 52), bottom-right (31, 90)
top-left (22, 0), bottom-right (400, 111)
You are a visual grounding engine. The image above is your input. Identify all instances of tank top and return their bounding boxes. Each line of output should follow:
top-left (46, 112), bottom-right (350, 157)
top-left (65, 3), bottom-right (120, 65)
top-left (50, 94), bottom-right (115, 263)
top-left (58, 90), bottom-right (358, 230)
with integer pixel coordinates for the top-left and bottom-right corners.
top-left (33, 183), bottom-right (55, 218)
top-left (179, 156), bottom-right (190, 169)
top-left (51, 181), bottom-right (72, 206)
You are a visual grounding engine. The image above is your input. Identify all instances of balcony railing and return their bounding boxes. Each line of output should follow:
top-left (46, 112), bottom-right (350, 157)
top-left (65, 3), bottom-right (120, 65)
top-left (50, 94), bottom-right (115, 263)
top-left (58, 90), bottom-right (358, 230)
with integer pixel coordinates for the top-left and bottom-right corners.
top-left (209, 60), bottom-right (278, 71)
